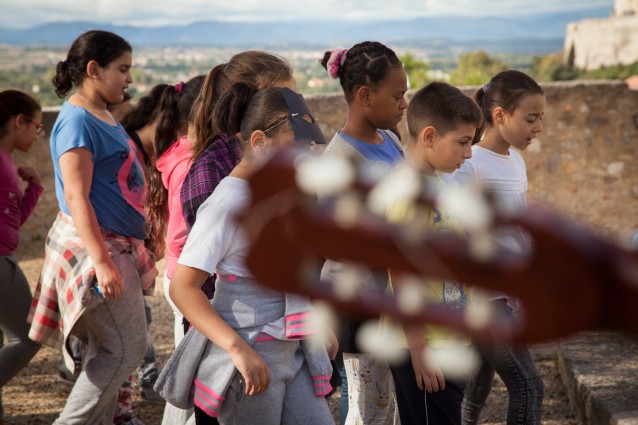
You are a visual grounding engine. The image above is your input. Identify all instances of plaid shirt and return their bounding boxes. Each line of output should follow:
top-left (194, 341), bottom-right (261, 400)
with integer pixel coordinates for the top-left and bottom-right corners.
top-left (179, 134), bottom-right (241, 299)
top-left (180, 134), bottom-right (242, 232)
top-left (28, 212), bottom-right (158, 372)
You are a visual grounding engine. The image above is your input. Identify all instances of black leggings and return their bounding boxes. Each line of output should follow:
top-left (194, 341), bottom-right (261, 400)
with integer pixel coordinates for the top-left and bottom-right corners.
top-left (390, 350), bottom-right (465, 425)
top-left (194, 406), bottom-right (219, 425)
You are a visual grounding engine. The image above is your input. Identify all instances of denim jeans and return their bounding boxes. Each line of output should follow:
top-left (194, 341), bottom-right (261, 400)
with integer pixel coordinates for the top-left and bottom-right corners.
top-left (335, 352), bottom-right (348, 425)
top-left (462, 299), bottom-right (544, 425)
top-left (137, 299), bottom-right (159, 387)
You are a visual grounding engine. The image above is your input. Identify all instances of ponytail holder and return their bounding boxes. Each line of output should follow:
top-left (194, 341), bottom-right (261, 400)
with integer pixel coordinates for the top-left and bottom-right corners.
top-left (483, 82), bottom-right (490, 92)
top-left (327, 49), bottom-right (348, 79)
top-left (174, 81), bottom-right (185, 94)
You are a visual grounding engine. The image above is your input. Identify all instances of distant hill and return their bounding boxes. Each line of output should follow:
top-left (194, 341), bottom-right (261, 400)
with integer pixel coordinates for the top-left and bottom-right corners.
top-left (0, 6), bottom-right (610, 55)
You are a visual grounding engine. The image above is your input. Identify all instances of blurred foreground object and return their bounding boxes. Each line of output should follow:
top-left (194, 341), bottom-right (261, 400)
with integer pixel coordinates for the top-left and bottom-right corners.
top-left (240, 149), bottom-right (638, 344)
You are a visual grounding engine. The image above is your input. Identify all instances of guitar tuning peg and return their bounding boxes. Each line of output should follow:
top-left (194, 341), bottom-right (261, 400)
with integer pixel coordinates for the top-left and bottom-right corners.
top-left (295, 153), bottom-right (356, 196)
top-left (367, 163), bottom-right (422, 217)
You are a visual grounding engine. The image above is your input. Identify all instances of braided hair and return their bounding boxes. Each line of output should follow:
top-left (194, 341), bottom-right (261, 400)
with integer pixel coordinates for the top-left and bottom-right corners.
top-left (321, 41), bottom-right (401, 103)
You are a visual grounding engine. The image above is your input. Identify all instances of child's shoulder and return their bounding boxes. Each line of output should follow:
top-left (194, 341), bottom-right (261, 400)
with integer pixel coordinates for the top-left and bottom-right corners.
top-left (324, 131), bottom-right (350, 149)
top-left (53, 102), bottom-right (98, 135)
top-left (57, 102), bottom-right (90, 122)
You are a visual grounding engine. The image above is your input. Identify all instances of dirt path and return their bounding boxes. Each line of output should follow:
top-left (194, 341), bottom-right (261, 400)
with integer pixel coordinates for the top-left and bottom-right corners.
top-left (3, 247), bottom-right (577, 425)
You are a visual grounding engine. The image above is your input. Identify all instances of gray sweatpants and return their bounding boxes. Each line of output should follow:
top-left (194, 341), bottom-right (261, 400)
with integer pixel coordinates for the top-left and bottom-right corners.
top-left (0, 256), bottom-right (41, 387)
top-left (219, 339), bottom-right (335, 425)
top-left (54, 252), bottom-right (148, 425)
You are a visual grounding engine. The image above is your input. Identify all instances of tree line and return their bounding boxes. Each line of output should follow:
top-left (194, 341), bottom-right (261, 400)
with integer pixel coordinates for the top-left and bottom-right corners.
top-left (1, 49), bottom-right (636, 107)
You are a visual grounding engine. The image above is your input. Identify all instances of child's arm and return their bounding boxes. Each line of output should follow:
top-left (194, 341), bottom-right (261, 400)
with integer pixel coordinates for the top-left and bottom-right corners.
top-left (391, 269), bottom-right (445, 393)
top-left (325, 326), bottom-right (339, 360)
top-left (403, 322), bottom-right (445, 393)
top-left (17, 165), bottom-right (43, 226)
top-left (59, 148), bottom-right (124, 299)
top-left (170, 263), bottom-right (271, 395)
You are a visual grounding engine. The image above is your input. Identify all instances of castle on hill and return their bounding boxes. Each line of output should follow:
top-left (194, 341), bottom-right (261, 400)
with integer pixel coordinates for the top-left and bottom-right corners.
top-left (564, 0), bottom-right (638, 70)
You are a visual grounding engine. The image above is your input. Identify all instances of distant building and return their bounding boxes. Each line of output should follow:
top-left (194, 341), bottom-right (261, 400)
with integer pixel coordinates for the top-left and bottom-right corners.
top-left (564, 0), bottom-right (638, 70)
top-left (614, 0), bottom-right (638, 16)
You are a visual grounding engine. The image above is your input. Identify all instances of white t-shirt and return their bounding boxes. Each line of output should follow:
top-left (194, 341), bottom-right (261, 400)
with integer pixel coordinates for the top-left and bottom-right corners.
top-left (178, 176), bottom-right (251, 277)
top-left (443, 145), bottom-right (531, 305)
top-left (443, 145), bottom-right (530, 252)
top-left (445, 145), bottom-right (527, 213)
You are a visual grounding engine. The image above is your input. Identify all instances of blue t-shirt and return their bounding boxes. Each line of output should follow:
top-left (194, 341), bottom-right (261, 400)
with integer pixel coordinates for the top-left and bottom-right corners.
top-left (51, 102), bottom-right (147, 240)
top-left (339, 130), bottom-right (403, 165)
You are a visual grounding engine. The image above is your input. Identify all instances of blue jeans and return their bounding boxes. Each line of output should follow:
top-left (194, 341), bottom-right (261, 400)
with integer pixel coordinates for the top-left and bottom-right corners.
top-left (335, 351), bottom-right (347, 425)
top-left (137, 299), bottom-right (159, 387)
top-left (462, 300), bottom-right (544, 425)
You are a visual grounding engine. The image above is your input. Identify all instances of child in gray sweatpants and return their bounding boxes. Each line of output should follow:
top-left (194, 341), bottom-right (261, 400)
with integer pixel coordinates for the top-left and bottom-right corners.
top-left (54, 252), bottom-right (148, 424)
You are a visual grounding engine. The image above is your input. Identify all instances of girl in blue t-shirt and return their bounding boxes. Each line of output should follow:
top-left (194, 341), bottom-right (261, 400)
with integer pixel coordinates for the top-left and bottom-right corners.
top-left (31, 30), bottom-right (156, 425)
top-left (319, 40), bottom-right (408, 425)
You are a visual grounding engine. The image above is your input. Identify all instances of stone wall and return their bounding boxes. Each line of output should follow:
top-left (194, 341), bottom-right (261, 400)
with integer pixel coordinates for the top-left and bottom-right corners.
top-left (12, 80), bottom-right (638, 255)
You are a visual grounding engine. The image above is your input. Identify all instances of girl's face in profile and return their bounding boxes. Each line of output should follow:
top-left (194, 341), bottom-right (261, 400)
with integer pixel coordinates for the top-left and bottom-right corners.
top-left (95, 51), bottom-right (133, 105)
top-left (367, 66), bottom-right (409, 130)
top-left (16, 110), bottom-right (44, 152)
top-left (264, 127), bottom-right (296, 152)
top-left (499, 93), bottom-right (545, 151)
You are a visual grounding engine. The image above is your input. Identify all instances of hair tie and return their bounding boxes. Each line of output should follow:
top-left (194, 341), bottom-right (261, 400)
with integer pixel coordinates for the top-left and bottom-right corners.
top-left (483, 82), bottom-right (490, 92)
top-left (327, 49), bottom-right (348, 79)
top-left (174, 81), bottom-right (185, 94)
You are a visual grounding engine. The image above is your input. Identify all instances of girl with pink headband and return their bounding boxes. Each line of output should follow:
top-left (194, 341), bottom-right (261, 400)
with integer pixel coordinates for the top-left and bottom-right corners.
top-left (320, 41), bottom-right (408, 425)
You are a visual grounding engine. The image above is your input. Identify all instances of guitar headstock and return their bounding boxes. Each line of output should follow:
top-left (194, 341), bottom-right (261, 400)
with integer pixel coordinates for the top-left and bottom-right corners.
top-left (239, 148), bottom-right (638, 344)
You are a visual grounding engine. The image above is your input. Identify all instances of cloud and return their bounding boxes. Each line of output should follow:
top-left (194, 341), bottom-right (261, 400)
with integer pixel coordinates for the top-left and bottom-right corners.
top-left (0, 0), bottom-right (613, 29)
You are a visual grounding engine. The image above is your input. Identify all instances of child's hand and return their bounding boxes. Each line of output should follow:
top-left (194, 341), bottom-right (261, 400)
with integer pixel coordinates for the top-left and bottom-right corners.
top-left (325, 328), bottom-right (339, 360)
top-left (94, 259), bottom-right (125, 300)
top-left (229, 345), bottom-right (271, 396)
top-left (409, 345), bottom-right (445, 393)
top-left (18, 166), bottom-right (41, 185)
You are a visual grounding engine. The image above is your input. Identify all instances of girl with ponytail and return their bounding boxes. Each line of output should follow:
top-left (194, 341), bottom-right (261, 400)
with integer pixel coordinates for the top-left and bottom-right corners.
top-left (319, 40), bottom-right (408, 425)
top-left (444, 69), bottom-right (546, 424)
top-left (157, 84), bottom-right (334, 425)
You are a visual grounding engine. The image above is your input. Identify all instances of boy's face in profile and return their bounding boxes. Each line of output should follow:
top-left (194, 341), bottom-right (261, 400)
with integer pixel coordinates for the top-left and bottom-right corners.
top-left (425, 123), bottom-right (475, 173)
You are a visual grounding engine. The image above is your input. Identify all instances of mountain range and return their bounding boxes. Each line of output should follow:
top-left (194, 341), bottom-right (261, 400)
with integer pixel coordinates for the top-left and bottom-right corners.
top-left (0, 6), bottom-right (610, 54)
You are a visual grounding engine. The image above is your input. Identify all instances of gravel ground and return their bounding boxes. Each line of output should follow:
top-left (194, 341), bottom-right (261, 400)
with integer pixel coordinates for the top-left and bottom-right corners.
top-left (2, 247), bottom-right (577, 425)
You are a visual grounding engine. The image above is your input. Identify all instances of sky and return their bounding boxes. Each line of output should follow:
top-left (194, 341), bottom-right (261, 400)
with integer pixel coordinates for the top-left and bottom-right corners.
top-left (0, 0), bottom-right (613, 29)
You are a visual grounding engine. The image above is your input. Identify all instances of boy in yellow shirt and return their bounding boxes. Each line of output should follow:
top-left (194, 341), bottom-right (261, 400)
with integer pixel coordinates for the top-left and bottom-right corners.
top-left (388, 81), bottom-right (482, 425)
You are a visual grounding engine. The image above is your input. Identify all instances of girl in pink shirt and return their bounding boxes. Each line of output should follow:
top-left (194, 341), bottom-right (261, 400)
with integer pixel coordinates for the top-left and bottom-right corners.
top-left (144, 76), bottom-right (204, 348)
top-left (0, 89), bottom-right (44, 420)
top-left (145, 75), bottom-right (204, 425)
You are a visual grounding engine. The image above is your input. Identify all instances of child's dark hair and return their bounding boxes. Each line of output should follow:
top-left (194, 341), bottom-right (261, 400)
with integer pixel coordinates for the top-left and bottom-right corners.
top-left (120, 84), bottom-right (171, 135)
top-left (473, 69), bottom-right (543, 144)
top-left (191, 51), bottom-right (293, 160)
top-left (0, 90), bottom-right (41, 138)
top-left (407, 82), bottom-right (483, 142)
top-left (143, 76), bottom-right (205, 260)
top-left (213, 83), bottom-right (290, 145)
top-left (321, 41), bottom-right (401, 103)
top-left (52, 30), bottom-right (132, 98)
